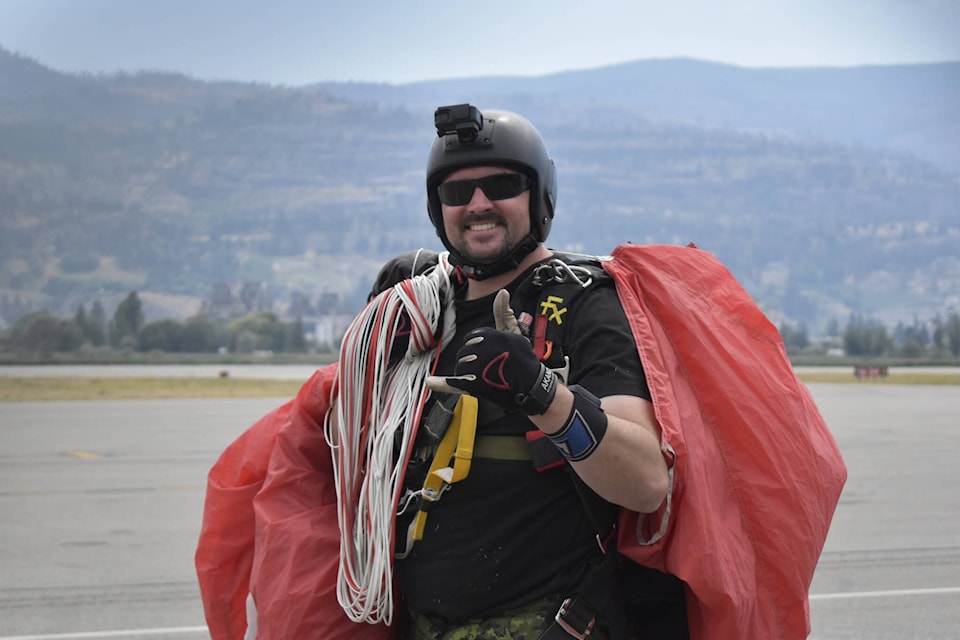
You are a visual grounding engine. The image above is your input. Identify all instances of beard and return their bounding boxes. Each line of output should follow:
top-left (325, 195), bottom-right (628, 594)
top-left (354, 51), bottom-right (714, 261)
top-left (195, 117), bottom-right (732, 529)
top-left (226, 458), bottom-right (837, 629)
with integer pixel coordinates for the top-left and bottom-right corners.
top-left (450, 213), bottom-right (518, 265)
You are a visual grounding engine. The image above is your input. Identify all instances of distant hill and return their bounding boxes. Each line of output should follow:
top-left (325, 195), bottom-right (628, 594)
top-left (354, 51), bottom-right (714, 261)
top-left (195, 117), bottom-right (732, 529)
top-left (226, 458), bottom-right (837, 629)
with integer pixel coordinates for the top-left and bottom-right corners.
top-left (315, 58), bottom-right (960, 173)
top-left (1, 46), bottom-right (958, 334)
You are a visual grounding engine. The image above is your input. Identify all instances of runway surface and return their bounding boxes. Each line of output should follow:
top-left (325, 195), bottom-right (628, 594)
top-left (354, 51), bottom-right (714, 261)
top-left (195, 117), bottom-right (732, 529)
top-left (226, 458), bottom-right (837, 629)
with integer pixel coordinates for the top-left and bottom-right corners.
top-left (0, 383), bottom-right (957, 639)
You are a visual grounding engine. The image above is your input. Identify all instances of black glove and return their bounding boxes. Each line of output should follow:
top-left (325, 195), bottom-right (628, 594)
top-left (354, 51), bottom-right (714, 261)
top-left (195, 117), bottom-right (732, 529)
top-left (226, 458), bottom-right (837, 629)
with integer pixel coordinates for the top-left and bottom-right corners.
top-left (426, 290), bottom-right (557, 415)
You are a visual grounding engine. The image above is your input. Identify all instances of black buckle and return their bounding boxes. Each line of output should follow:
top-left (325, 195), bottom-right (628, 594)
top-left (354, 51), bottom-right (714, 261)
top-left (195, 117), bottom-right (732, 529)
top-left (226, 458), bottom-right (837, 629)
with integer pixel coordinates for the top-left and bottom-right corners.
top-left (555, 596), bottom-right (597, 639)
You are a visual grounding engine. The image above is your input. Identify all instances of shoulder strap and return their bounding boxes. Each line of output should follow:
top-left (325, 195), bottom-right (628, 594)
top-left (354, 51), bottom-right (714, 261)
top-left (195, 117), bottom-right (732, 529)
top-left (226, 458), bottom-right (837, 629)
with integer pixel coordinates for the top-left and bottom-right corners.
top-left (511, 253), bottom-right (609, 379)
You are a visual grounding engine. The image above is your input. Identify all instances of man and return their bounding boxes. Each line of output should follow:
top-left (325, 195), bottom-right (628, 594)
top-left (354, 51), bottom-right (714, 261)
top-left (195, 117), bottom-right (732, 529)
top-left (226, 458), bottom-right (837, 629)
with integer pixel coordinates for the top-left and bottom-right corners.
top-left (368, 104), bottom-right (683, 638)
top-left (197, 103), bottom-right (845, 640)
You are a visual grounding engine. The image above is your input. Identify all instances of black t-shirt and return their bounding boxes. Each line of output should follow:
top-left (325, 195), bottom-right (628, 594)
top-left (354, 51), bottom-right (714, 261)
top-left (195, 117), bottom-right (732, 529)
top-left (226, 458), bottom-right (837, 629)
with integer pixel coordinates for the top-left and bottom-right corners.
top-left (395, 257), bottom-right (650, 620)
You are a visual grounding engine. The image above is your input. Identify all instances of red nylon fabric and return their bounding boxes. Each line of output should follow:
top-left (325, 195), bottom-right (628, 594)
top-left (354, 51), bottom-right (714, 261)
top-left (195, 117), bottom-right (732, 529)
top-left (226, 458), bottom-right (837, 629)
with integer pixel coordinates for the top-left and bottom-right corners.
top-left (250, 364), bottom-right (395, 640)
top-left (194, 396), bottom-right (293, 640)
top-left (195, 243), bottom-right (846, 640)
top-left (196, 364), bottom-right (397, 639)
top-left (606, 243), bottom-right (847, 640)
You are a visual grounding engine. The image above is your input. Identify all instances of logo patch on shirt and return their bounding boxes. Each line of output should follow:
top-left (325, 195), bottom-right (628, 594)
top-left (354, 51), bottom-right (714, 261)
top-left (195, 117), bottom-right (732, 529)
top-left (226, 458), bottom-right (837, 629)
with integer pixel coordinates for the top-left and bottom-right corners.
top-left (539, 296), bottom-right (567, 325)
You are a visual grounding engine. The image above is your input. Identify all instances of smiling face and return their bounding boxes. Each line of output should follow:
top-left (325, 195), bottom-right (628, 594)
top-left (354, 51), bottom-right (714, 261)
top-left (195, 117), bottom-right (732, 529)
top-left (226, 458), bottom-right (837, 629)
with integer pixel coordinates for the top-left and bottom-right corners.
top-left (439, 166), bottom-right (532, 267)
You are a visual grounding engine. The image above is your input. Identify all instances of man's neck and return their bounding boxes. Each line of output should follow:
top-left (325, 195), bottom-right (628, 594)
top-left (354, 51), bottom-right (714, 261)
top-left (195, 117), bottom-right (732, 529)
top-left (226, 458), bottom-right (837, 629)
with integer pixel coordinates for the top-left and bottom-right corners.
top-left (464, 244), bottom-right (553, 300)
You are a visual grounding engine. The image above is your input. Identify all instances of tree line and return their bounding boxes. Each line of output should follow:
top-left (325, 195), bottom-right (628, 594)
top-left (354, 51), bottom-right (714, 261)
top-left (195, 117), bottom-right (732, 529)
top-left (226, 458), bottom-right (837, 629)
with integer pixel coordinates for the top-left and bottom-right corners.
top-left (778, 312), bottom-right (960, 359)
top-left (3, 290), bottom-right (959, 360)
top-left (1, 291), bottom-right (310, 357)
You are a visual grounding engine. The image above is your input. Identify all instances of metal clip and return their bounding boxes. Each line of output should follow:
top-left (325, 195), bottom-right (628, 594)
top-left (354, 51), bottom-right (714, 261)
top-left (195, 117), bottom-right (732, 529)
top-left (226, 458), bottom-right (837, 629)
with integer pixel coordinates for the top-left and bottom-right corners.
top-left (554, 596), bottom-right (597, 639)
top-left (531, 262), bottom-right (557, 287)
top-left (551, 355), bottom-right (570, 385)
top-left (419, 484), bottom-right (449, 503)
top-left (532, 259), bottom-right (594, 288)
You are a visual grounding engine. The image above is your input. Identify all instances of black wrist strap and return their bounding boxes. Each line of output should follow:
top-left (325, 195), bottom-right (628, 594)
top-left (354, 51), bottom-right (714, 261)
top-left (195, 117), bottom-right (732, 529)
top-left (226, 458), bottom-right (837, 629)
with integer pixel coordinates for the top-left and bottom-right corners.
top-left (546, 385), bottom-right (608, 461)
top-left (516, 363), bottom-right (558, 416)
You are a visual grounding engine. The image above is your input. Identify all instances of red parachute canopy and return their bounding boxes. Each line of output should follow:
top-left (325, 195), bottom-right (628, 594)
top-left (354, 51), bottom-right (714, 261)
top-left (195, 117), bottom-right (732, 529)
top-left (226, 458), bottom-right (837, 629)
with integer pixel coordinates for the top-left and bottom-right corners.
top-left (195, 243), bottom-right (846, 640)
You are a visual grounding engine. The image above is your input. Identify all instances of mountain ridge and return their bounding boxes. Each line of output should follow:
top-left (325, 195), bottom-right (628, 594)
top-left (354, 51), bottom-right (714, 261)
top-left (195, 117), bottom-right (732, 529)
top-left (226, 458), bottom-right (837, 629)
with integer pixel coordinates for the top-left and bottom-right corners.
top-left (314, 57), bottom-right (960, 173)
top-left (1, 46), bottom-right (957, 334)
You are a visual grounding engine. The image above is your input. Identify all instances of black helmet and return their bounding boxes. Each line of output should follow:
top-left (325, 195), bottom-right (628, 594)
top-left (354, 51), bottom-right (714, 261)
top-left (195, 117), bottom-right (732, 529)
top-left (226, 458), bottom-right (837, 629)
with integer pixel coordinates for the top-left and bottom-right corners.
top-left (426, 104), bottom-right (557, 280)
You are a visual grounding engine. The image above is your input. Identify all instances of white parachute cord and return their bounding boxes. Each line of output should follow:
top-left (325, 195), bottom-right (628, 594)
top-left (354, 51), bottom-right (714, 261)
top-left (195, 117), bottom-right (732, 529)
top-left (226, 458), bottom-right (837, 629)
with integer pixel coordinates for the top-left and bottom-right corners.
top-left (325, 254), bottom-right (455, 625)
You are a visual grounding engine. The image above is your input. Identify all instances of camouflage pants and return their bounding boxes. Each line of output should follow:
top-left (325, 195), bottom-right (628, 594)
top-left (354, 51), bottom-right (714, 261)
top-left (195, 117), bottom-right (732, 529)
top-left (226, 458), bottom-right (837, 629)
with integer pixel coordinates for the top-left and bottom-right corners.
top-left (404, 595), bottom-right (610, 640)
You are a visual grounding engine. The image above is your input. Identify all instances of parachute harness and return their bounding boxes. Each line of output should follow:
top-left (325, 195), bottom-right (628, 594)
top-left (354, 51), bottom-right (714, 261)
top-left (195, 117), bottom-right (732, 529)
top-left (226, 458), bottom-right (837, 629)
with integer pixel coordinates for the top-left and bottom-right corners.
top-left (325, 253), bottom-right (456, 625)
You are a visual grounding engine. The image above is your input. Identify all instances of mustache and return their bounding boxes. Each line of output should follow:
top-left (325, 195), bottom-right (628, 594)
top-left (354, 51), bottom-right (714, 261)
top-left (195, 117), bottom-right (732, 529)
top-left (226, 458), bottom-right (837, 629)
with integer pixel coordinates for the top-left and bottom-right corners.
top-left (461, 211), bottom-right (505, 226)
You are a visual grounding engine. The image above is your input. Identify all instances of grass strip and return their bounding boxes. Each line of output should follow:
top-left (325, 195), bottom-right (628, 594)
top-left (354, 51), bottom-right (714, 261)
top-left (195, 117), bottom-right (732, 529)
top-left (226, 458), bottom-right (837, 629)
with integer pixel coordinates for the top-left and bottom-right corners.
top-left (0, 377), bottom-right (305, 402)
top-left (797, 371), bottom-right (960, 385)
top-left (0, 371), bottom-right (957, 402)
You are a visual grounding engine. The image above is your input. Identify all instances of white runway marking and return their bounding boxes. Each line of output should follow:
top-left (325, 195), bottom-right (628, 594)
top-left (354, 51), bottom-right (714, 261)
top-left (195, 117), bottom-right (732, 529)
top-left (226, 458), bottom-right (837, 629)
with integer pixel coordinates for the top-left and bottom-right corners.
top-left (3, 588), bottom-right (960, 640)
top-left (810, 586), bottom-right (960, 600)
top-left (0, 627), bottom-right (207, 639)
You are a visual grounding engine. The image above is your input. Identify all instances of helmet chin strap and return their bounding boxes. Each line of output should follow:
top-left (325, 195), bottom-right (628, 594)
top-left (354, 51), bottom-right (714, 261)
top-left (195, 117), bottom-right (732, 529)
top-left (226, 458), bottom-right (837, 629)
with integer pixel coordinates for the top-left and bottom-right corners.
top-left (447, 234), bottom-right (540, 281)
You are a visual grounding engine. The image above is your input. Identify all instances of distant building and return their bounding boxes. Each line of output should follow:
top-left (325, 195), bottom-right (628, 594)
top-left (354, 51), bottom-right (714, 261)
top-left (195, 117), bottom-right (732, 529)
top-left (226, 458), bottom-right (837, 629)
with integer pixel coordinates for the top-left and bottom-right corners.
top-left (202, 282), bottom-right (273, 320)
top-left (286, 289), bottom-right (354, 350)
top-left (309, 314), bottom-right (354, 351)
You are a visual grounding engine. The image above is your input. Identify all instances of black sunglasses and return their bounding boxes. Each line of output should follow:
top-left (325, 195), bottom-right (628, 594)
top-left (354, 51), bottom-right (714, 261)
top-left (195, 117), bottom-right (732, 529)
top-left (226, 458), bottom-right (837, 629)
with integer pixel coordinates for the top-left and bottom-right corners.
top-left (437, 173), bottom-right (530, 206)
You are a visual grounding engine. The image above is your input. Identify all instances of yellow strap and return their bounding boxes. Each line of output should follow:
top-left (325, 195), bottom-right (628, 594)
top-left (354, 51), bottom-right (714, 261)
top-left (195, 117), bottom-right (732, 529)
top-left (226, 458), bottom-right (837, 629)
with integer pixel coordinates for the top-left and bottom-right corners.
top-left (448, 394), bottom-right (478, 482)
top-left (411, 394), bottom-right (478, 541)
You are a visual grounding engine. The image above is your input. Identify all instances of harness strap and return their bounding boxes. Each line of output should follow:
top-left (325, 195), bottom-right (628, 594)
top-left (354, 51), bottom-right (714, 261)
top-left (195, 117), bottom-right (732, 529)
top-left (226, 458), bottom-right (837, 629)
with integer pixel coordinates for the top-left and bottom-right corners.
top-left (532, 312), bottom-right (550, 360)
top-left (472, 434), bottom-right (531, 461)
top-left (526, 431), bottom-right (568, 471)
top-left (410, 394), bottom-right (478, 542)
top-left (550, 595), bottom-right (599, 640)
top-left (542, 550), bottom-right (633, 640)
top-left (443, 395), bottom-right (478, 483)
top-left (470, 432), bottom-right (567, 469)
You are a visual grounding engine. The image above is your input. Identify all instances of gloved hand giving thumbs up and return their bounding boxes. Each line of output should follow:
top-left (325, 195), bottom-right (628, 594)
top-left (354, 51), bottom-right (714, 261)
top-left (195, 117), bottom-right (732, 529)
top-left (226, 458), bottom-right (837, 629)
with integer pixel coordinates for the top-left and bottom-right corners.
top-left (426, 290), bottom-right (558, 415)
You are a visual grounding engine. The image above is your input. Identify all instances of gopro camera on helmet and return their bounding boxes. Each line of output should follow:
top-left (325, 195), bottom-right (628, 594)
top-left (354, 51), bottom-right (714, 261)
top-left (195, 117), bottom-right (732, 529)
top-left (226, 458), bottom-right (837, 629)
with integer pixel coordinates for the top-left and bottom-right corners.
top-left (434, 104), bottom-right (483, 143)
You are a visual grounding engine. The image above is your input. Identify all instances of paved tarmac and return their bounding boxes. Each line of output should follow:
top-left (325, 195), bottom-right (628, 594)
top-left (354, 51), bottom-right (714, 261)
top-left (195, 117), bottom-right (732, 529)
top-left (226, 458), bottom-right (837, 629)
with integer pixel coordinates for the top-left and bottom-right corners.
top-left (0, 383), bottom-right (958, 639)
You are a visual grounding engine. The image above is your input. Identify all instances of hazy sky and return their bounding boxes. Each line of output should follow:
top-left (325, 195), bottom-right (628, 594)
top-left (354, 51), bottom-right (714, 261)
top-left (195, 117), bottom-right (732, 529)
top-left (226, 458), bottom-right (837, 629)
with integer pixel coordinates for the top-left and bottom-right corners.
top-left (1, 0), bottom-right (958, 85)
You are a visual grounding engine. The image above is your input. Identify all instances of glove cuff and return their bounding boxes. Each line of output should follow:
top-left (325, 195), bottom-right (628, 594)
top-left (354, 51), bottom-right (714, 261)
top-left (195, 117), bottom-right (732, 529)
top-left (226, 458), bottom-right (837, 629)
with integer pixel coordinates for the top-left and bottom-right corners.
top-left (516, 363), bottom-right (558, 416)
top-left (545, 385), bottom-right (608, 461)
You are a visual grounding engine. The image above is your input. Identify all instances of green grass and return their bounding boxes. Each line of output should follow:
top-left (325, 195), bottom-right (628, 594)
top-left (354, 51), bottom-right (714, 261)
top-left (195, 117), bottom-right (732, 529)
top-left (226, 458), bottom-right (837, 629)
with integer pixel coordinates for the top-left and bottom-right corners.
top-left (0, 377), bottom-right (305, 402)
top-left (0, 370), bottom-right (956, 402)
top-left (795, 371), bottom-right (960, 386)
